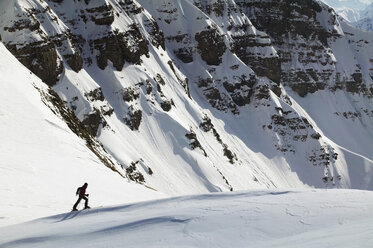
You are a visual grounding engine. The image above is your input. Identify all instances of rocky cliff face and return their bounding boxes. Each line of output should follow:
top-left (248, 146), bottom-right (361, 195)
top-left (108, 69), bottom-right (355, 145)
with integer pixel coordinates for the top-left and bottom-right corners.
top-left (237, 0), bottom-right (373, 97)
top-left (1, 0), bottom-right (373, 194)
top-left (235, 0), bottom-right (373, 160)
top-left (192, 0), bottom-right (281, 83)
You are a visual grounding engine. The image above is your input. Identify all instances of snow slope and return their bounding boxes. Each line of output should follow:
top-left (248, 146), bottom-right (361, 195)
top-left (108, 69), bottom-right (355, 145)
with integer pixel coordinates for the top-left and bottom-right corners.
top-left (0, 189), bottom-right (372, 248)
top-left (0, 42), bottom-right (165, 227)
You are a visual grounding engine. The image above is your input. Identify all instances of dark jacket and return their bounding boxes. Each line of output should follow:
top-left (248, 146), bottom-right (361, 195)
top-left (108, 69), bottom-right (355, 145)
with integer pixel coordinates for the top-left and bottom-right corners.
top-left (77, 185), bottom-right (88, 197)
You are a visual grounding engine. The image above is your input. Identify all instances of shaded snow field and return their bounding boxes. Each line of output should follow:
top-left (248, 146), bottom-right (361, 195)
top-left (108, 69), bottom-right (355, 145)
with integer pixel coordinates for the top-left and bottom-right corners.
top-left (1, 189), bottom-right (372, 248)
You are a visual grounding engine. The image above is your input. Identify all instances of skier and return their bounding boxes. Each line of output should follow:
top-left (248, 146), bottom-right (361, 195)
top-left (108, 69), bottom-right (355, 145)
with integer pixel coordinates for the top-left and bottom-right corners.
top-left (72, 183), bottom-right (90, 211)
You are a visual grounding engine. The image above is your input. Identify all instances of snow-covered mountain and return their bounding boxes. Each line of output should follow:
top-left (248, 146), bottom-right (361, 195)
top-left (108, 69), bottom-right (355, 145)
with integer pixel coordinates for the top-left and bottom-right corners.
top-left (352, 3), bottom-right (373, 30)
top-left (321, 0), bottom-right (371, 10)
top-left (354, 17), bottom-right (373, 30)
top-left (333, 2), bottom-right (373, 31)
top-left (336, 7), bottom-right (361, 22)
top-left (1, 0), bottom-right (373, 226)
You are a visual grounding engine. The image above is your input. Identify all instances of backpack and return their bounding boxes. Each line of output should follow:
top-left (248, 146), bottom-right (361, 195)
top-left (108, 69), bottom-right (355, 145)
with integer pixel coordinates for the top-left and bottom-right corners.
top-left (76, 187), bottom-right (81, 196)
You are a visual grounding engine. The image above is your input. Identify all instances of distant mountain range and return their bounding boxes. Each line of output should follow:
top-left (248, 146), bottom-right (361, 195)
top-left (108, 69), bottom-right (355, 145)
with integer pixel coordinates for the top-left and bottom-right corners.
top-left (321, 0), bottom-right (372, 10)
top-left (323, 0), bottom-right (373, 31)
top-left (336, 7), bottom-right (362, 22)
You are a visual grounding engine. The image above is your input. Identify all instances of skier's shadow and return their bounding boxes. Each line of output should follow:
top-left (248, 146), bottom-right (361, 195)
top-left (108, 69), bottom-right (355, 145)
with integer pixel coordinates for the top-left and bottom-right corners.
top-left (57, 211), bottom-right (82, 222)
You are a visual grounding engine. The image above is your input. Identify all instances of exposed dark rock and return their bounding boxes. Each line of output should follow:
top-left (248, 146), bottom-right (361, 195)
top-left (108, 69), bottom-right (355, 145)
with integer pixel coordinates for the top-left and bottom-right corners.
top-left (271, 85), bottom-right (282, 97)
top-left (147, 166), bottom-right (153, 175)
top-left (4, 18), bottom-right (40, 33)
top-left (205, 87), bottom-right (222, 102)
top-left (92, 34), bottom-right (125, 70)
top-left (119, 0), bottom-right (144, 15)
top-left (144, 19), bottom-right (165, 49)
top-left (174, 48), bottom-right (194, 63)
top-left (199, 115), bottom-right (237, 163)
top-left (121, 24), bottom-right (149, 64)
top-left (268, 110), bottom-right (320, 153)
top-left (101, 106), bottom-right (114, 116)
top-left (212, 2), bottom-right (224, 17)
top-left (185, 130), bottom-right (207, 156)
top-left (82, 109), bottom-right (106, 136)
top-left (86, 4), bottom-right (115, 26)
top-left (146, 79), bottom-right (153, 94)
top-left (195, 28), bottom-right (226, 66)
top-left (153, 73), bottom-right (165, 85)
top-left (65, 52), bottom-right (83, 72)
top-left (222, 143), bottom-right (237, 164)
top-left (6, 41), bottom-right (63, 86)
top-left (254, 57), bottom-right (281, 84)
top-left (344, 73), bottom-right (363, 93)
top-left (198, 78), bottom-right (221, 103)
top-left (197, 77), bottom-right (241, 114)
top-left (122, 87), bottom-right (140, 102)
top-left (85, 88), bottom-right (105, 102)
top-left (311, 132), bottom-right (322, 140)
top-left (161, 100), bottom-right (173, 112)
top-left (71, 34), bottom-right (86, 53)
top-left (231, 32), bottom-right (281, 83)
top-left (337, 111), bottom-right (361, 120)
top-left (166, 33), bottom-right (194, 63)
top-left (236, 0), bottom-right (354, 96)
top-left (91, 24), bottom-right (149, 70)
top-left (156, 83), bottom-right (164, 97)
top-left (199, 115), bottom-right (214, 132)
top-left (291, 82), bottom-right (326, 97)
top-left (193, 0), bottom-right (281, 83)
top-left (124, 107), bottom-right (142, 131)
top-left (308, 145), bottom-right (338, 167)
top-left (254, 84), bottom-right (271, 101)
top-left (271, 114), bottom-right (311, 131)
top-left (223, 74), bottom-right (256, 106)
top-left (193, 0), bottom-right (225, 16)
top-left (126, 160), bottom-right (145, 183)
top-left (237, 0), bottom-right (327, 44)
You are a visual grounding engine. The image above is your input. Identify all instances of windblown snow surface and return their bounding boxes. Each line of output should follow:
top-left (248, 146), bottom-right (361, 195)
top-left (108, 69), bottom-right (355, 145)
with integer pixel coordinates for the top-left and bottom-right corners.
top-left (0, 189), bottom-right (372, 248)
